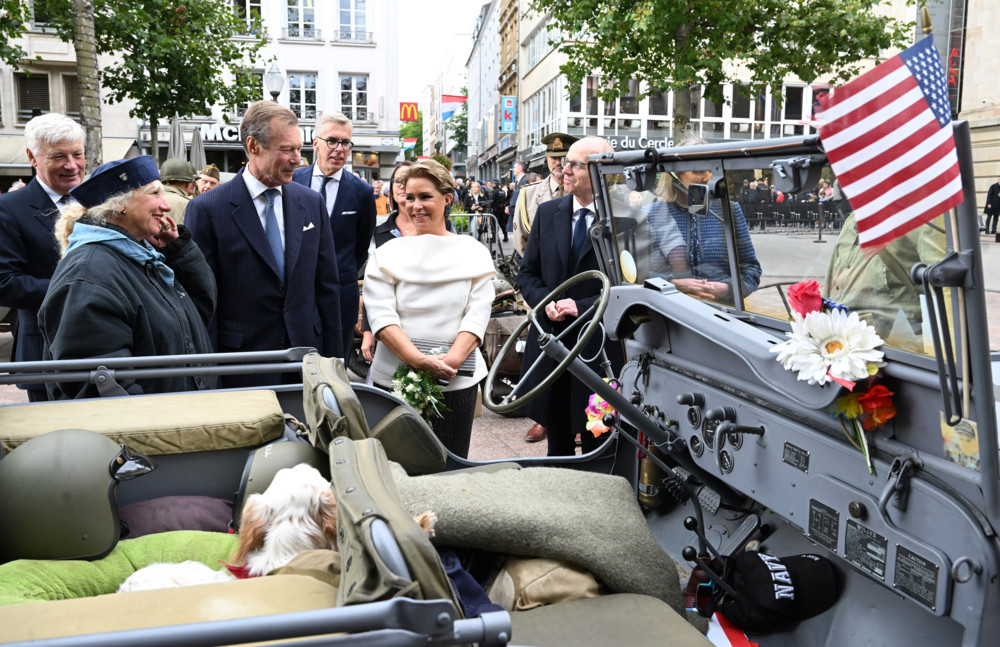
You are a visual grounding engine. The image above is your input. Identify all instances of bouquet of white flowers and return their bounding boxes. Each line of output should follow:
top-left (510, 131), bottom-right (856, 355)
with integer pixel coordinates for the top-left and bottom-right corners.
top-left (391, 365), bottom-right (450, 425)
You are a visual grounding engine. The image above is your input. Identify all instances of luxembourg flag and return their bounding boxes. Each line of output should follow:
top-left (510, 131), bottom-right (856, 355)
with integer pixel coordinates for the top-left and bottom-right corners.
top-left (402, 138), bottom-right (417, 151)
top-left (441, 94), bottom-right (467, 121)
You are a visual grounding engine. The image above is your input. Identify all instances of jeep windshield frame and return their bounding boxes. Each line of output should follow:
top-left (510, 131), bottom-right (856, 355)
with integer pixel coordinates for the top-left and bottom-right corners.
top-left (586, 122), bottom-right (1000, 519)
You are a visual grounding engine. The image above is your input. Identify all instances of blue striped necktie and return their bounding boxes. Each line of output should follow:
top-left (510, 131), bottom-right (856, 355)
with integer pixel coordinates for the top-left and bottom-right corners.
top-left (264, 188), bottom-right (284, 279)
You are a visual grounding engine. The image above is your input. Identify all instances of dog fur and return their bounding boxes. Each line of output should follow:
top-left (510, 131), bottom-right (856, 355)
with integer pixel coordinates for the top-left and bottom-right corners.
top-left (233, 463), bottom-right (340, 577)
top-left (119, 463), bottom-right (435, 592)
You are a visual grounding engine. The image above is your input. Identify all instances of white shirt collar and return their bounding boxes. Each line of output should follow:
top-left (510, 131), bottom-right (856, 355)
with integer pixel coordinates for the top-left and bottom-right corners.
top-left (314, 167), bottom-right (343, 183)
top-left (36, 177), bottom-right (71, 206)
top-left (243, 168), bottom-right (281, 201)
top-left (572, 196), bottom-right (594, 213)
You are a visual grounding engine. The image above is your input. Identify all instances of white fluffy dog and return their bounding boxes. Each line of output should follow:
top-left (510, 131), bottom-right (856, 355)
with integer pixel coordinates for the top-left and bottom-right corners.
top-left (119, 463), bottom-right (437, 593)
top-left (119, 464), bottom-right (338, 592)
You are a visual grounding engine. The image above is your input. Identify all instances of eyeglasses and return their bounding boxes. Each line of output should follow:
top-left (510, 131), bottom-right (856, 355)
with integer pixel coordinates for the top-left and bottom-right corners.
top-left (564, 160), bottom-right (588, 172)
top-left (317, 136), bottom-right (354, 151)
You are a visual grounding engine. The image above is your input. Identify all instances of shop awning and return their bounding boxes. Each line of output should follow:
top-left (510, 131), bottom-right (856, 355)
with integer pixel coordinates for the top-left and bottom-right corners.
top-left (0, 137), bottom-right (30, 170)
top-left (102, 139), bottom-right (140, 161)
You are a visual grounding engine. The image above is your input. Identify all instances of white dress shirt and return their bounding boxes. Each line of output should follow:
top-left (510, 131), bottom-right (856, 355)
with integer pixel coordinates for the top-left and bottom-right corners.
top-left (36, 178), bottom-right (75, 214)
top-left (312, 168), bottom-right (344, 215)
top-left (571, 196), bottom-right (596, 231)
top-left (242, 169), bottom-right (285, 246)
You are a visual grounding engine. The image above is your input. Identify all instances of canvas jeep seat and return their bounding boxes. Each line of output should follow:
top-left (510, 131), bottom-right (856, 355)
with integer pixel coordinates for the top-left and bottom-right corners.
top-left (302, 352), bottom-right (449, 475)
top-left (0, 389), bottom-right (287, 457)
top-left (331, 437), bottom-right (712, 647)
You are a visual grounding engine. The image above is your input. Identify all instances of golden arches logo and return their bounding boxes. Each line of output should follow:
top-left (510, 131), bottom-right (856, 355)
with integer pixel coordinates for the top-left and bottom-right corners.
top-left (400, 103), bottom-right (418, 122)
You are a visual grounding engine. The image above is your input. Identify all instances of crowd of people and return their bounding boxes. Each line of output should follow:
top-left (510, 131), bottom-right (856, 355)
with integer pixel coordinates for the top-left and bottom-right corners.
top-left (0, 109), bottom-right (782, 460)
top-left (735, 176), bottom-right (851, 230)
top-left (0, 107), bottom-right (499, 458)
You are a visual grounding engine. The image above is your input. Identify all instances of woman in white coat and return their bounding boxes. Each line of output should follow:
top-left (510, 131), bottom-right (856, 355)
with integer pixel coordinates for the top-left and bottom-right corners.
top-left (363, 160), bottom-right (495, 457)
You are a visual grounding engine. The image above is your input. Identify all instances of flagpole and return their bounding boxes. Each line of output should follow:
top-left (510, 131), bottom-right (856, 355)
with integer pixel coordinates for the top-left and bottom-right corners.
top-left (922, 6), bottom-right (972, 418)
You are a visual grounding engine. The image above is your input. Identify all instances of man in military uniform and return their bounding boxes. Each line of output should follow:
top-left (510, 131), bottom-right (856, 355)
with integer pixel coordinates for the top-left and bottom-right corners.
top-left (512, 132), bottom-right (579, 258)
top-left (159, 158), bottom-right (197, 225)
top-left (196, 164), bottom-right (221, 194)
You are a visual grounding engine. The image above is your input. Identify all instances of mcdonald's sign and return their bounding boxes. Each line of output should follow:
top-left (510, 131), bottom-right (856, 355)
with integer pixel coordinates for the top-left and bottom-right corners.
top-left (400, 102), bottom-right (419, 122)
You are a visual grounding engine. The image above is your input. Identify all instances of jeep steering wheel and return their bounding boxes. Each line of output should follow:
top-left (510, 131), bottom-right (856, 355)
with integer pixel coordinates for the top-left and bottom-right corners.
top-left (484, 270), bottom-right (610, 414)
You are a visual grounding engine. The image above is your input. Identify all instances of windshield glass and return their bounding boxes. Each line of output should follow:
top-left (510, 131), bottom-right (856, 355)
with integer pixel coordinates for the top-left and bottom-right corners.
top-left (605, 164), bottom-right (950, 356)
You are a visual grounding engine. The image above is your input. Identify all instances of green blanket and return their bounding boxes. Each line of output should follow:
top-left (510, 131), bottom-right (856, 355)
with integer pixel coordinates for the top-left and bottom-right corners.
top-left (390, 463), bottom-right (687, 618)
top-left (0, 531), bottom-right (238, 606)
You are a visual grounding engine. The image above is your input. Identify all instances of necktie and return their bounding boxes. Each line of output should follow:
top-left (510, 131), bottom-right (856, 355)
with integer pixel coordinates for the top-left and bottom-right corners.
top-left (572, 208), bottom-right (590, 261)
top-left (318, 175), bottom-right (331, 210)
top-left (264, 189), bottom-right (284, 279)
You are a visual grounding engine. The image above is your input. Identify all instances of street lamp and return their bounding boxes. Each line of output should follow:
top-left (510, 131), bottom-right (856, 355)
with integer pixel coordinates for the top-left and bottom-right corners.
top-left (264, 62), bottom-right (284, 102)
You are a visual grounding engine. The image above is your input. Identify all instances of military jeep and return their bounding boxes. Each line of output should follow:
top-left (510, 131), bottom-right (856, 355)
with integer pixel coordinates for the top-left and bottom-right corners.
top-left (0, 123), bottom-right (997, 647)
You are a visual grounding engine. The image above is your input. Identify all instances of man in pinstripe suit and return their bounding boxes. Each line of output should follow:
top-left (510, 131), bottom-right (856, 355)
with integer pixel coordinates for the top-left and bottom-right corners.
top-left (186, 101), bottom-right (343, 387)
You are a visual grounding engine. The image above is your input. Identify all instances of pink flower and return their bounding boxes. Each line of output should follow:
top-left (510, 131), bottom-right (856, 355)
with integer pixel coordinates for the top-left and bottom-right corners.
top-left (788, 280), bottom-right (823, 316)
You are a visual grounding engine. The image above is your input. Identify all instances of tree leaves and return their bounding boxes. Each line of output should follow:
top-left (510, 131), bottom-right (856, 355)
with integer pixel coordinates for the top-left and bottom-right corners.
top-left (531, 0), bottom-right (914, 128)
top-left (34, 0), bottom-right (269, 125)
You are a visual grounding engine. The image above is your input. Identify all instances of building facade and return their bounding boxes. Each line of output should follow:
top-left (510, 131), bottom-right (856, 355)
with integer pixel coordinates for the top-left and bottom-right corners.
top-left (0, 10), bottom-right (139, 190)
top-left (466, 1), bottom-right (501, 183)
top-left (1, 0), bottom-right (402, 188)
top-left (150, 0), bottom-right (402, 181)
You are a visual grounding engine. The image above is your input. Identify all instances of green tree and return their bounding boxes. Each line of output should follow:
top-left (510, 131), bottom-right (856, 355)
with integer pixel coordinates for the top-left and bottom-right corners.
top-left (40, 0), bottom-right (268, 162)
top-left (532, 0), bottom-right (913, 134)
top-left (72, 0), bottom-right (102, 173)
top-left (445, 86), bottom-right (468, 148)
top-left (400, 110), bottom-right (423, 161)
top-left (0, 1), bottom-right (33, 68)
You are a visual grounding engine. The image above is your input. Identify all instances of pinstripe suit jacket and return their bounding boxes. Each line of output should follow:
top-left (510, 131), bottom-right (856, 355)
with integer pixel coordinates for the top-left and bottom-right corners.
top-left (186, 170), bottom-right (343, 385)
top-left (292, 165), bottom-right (376, 355)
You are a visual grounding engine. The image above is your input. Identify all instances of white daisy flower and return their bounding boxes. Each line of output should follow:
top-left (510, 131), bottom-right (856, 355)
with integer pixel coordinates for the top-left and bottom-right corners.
top-left (771, 310), bottom-right (885, 385)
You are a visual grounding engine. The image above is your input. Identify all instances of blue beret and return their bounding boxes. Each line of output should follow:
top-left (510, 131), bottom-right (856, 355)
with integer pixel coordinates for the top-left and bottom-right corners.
top-left (70, 155), bottom-right (161, 208)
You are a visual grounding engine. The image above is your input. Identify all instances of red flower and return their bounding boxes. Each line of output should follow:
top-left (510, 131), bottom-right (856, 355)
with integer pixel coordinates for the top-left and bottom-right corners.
top-left (788, 280), bottom-right (823, 316)
top-left (858, 384), bottom-right (896, 430)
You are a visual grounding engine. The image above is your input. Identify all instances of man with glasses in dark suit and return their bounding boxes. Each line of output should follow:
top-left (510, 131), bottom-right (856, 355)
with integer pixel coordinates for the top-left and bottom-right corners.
top-left (293, 112), bottom-right (376, 356)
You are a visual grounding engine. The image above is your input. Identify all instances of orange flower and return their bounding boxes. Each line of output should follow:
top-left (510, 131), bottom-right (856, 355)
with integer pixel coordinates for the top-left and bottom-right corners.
top-left (857, 384), bottom-right (895, 430)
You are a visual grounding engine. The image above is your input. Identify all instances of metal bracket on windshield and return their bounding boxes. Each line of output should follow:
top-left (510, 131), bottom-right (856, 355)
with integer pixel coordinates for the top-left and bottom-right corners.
top-left (622, 147), bottom-right (659, 192)
top-left (911, 251), bottom-right (974, 426)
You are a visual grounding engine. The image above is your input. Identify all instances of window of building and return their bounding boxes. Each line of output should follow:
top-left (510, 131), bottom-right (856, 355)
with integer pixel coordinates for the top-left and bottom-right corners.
top-left (585, 77), bottom-right (600, 116)
top-left (288, 72), bottom-right (317, 121)
top-left (285, 0), bottom-right (318, 39)
top-left (16, 73), bottom-right (50, 124)
top-left (237, 70), bottom-right (264, 117)
top-left (63, 75), bottom-right (81, 121)
top-left (29, 0), bottom-right (55, 31)
top-left (781, 86), bottom-right (805, 136)
top-left (618, 79), bottom-right (640, 115)
top-left (233, 0), bottom-right (262, 34)
top-left (340, 74), bottom-right (368, 122)
top-left (338, 0), bottom-right (369, 41)
top-left (525, 21), bottom-right (559, 71)
top-left (524, 78), bottom-right (561, 148)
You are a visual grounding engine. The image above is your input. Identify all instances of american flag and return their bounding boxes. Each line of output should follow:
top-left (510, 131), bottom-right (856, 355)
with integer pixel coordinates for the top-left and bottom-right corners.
top-left (817, 37), bottom-right (962, 252)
